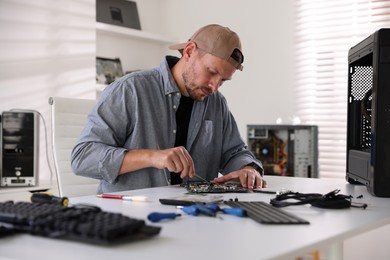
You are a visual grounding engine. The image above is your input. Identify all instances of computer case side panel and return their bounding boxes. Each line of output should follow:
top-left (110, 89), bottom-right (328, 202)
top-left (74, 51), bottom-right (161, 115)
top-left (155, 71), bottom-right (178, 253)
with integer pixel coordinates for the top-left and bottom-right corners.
top-left (347, 28), bottom-right (390, 197)
top-left (369, 29), bottom-right (390, 196)
top-left (346, 30), bottom-right (374, 186)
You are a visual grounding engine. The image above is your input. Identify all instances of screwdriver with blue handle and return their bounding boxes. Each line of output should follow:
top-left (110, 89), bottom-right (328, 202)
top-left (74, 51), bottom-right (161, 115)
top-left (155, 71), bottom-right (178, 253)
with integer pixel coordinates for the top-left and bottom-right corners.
top-left (147, 204), bottom-right (216, 222)
top-left (147, 212), bottom-right (182, 222)
top-left (181, 204), bottom-right (216, 217)
top-left (180, 204), bottom-right (245, 217)
top-left (147, 203), bottom-right (245, 222)
top-left (205, 204), bottom-right (246, 217)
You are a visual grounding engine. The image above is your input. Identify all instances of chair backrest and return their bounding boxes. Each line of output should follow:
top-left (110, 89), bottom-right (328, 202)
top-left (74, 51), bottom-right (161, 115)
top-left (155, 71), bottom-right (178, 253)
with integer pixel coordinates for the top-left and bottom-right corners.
top-left (49, 96), bottom-right (100, 197)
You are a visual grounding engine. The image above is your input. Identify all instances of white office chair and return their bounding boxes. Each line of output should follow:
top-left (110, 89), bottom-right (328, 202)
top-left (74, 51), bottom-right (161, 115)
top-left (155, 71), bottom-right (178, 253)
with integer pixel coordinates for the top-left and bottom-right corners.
top-left (49, 96), bottom-right (100, 197)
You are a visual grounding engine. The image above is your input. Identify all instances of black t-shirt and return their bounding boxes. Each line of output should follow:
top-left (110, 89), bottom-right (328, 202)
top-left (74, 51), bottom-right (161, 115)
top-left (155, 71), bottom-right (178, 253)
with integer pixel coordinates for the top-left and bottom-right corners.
top-left (170, 95), bottom-right (194, 184)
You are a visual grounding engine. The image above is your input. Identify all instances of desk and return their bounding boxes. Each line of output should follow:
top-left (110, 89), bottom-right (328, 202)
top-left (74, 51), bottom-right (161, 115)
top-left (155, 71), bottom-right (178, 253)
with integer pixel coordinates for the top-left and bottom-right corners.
top-left (1, 176), bottom-right (390, 260)
top-left (0, 178), bottom-right (55, 202)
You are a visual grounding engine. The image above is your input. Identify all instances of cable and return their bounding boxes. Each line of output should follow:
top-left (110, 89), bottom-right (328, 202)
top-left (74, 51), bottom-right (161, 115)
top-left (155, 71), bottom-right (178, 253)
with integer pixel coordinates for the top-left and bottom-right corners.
top-left (270, 189), bottom-right (367, 209)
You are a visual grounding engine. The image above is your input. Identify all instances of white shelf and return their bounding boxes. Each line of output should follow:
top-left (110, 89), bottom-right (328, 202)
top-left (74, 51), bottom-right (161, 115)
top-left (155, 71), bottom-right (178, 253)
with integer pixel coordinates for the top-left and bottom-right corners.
top-left (96, 22), bottom-right (177, 44)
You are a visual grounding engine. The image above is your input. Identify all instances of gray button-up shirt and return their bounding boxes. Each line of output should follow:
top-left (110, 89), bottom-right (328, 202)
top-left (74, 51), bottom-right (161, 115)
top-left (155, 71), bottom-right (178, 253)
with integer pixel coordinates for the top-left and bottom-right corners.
top-left (71, 56), bottom-right (262, 193)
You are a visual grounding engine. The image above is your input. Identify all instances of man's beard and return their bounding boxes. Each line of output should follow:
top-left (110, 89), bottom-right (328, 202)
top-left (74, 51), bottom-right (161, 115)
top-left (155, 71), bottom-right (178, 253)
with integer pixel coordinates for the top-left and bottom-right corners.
top-left (183, 71), bottom-right (212, 101)
top-left (185, 85), bottom-right (212, 101)
top-left (182, 62), bottom-right (212, 101)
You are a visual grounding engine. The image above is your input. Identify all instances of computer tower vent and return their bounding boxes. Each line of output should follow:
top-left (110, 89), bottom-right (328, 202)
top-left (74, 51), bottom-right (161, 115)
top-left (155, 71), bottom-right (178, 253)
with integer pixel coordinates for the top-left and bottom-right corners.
top-left (350, 66), bottom-right (373, 100)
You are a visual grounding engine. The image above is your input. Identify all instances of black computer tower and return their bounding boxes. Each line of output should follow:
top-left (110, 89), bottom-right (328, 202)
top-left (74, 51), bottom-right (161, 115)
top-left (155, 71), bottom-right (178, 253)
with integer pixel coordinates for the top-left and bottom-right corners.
top-left (0, 111), bottom-right (39, 187)
top-left (346, 28), bottom-right (390, 197)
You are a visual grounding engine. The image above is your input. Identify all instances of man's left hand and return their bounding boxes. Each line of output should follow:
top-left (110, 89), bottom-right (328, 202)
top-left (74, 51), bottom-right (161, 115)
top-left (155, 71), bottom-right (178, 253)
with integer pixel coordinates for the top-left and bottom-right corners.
top-left (213, 166), bottom-right (267, 190)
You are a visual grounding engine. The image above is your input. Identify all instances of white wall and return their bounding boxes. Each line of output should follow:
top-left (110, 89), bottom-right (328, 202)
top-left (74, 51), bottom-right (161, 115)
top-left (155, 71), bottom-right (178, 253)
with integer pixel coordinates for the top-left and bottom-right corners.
top-left (0, 0), bottom-right (295, 183)
top-left (0, 0), bottom-right (96, 184)
top-left (160, 0), bottom-right (296, 137)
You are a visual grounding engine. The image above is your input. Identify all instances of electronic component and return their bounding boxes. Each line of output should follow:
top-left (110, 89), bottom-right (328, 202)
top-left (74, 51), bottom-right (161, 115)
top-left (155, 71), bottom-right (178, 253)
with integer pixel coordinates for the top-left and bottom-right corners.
top-left (247, 124), bottom-right (318, 178)
top-left (159, 194), bottom-right (223, 206)
top-left (1, 111), bottom-right (39, 187)
top-left (186, 181), bottom-right (249, 193)
top-left (346, 28), bottom-right (390, 197)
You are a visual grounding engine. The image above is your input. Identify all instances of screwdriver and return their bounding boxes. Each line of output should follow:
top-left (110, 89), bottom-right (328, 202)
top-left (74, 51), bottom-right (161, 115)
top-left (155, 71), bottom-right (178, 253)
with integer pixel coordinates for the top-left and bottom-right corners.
top-left (31, 192), bottom-right (69, 207)
top-left (147, 212), bottom-right (181, 222)
top-left (205, 204), bottom-right (246, 217)
top-left (220, 207), bottom-right (246, 217)
top-left (180, 204), bottom-right (216, 217)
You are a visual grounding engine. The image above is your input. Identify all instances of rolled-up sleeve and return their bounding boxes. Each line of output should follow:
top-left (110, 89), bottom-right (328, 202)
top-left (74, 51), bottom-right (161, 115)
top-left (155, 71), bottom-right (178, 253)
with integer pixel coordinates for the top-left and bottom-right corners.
top-left (71, 82), bottom-right (133, 183)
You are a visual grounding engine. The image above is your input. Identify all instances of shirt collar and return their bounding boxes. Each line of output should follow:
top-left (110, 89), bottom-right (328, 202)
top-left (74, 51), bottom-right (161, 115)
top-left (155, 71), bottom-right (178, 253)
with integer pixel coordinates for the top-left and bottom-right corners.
top-left (160, 56), bottom-right (181, 96)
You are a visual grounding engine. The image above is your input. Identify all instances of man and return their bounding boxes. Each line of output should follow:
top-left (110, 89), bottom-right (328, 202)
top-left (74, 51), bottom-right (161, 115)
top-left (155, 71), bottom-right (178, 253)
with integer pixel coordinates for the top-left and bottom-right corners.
top-left (71, 24), bottom-right (267, 193)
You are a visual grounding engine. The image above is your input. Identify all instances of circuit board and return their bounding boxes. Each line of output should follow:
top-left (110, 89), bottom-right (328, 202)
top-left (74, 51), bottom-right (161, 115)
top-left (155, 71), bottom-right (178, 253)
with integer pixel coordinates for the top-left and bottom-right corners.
top-left (186, 182), bottom-right (249, 193)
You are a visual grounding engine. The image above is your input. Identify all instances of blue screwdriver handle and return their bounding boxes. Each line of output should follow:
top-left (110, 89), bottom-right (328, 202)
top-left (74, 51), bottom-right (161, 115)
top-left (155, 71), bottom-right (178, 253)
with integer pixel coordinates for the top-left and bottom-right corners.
top-left (205, 204), bottom-right (245, 217)
top-left (195, 204), bottom-right (216, 217)
top-left (221, 207), bottom-right (246, 217)
top-left (147, 212), bottom-right (181, 222)
top-left (181, 205), bottom-right (199, 216)
top-left (205, 204), bottom-right (220, 213)
top-left (181, 204), bottom-right (216, 217)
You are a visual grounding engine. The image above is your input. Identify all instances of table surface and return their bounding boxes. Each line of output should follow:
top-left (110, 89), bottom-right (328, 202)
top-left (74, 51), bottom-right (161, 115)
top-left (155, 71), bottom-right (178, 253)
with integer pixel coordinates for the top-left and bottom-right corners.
top-left (1, 176), bottom-right (390, 260)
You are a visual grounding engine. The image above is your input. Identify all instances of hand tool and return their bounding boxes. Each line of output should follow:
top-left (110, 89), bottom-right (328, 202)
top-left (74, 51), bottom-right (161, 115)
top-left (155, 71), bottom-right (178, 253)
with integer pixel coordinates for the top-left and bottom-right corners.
top-left (96, 194), bottom-right (149, 202)
top-left (205, 203), bottom-right (246, 217)
top-left (147, 212), bottom-right (181, 222)
top-left (180, 204), bottom-right (216, 217)
top-left (31, 193), bottom-right (69, 206)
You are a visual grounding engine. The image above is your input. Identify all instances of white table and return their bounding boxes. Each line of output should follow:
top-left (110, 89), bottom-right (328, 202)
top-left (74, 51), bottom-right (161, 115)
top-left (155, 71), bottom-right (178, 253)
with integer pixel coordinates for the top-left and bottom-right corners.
top-left (1, 176), bottom-right (390, 260)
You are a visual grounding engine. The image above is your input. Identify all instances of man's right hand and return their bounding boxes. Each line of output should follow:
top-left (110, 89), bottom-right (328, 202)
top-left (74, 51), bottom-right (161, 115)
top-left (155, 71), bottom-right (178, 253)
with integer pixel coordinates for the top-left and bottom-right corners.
top-left (155, 146), bottom-right (195, 179)
top-left (119, 146), bottom-right (195, 179)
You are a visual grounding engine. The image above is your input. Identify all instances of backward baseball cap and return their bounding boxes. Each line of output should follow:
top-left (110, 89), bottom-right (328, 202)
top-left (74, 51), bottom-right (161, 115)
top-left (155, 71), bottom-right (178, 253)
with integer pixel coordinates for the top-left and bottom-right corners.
top-left (169, 24), bottom-right (244, 71)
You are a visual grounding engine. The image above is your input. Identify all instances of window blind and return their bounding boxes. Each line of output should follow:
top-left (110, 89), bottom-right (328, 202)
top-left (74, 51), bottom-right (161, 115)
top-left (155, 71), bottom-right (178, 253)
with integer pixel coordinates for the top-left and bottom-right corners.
top-left (293, 0), bottom-right (390, 179)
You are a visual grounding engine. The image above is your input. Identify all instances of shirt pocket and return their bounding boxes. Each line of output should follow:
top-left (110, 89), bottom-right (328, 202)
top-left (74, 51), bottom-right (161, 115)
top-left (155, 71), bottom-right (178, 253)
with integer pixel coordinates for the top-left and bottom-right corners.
top-left (197, 120), bottom-right (213, 146)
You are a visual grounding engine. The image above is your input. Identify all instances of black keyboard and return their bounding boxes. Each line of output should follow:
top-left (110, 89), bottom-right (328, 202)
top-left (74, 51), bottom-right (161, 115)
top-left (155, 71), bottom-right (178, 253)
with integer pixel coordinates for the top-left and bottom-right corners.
top-left (225, 201), bottom-right (310, 225)
top-left (0, 201), bottom-right (161, 244)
